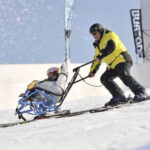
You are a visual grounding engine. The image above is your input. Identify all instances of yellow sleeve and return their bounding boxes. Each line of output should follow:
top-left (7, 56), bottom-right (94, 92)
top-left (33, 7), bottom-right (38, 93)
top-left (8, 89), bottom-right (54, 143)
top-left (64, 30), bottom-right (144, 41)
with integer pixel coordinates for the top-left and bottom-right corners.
top-left (90, 48), bottom-right (102, 73)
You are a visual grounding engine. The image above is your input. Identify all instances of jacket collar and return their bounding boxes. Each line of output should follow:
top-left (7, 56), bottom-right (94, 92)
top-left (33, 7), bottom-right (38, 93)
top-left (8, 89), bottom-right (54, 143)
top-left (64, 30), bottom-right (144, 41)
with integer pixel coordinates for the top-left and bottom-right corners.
top-left (93, 29), bottom-right (105, 47)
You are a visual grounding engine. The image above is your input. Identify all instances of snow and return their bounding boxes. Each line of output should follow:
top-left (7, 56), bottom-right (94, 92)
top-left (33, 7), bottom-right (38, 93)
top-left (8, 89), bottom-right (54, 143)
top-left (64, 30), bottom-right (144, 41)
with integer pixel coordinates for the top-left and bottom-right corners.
top-left (1, 94), bottom-right (150, 150)
top-left (0, 1), bottom-right (149, 149)
top-left (0, 62), bottom-right (150, 150)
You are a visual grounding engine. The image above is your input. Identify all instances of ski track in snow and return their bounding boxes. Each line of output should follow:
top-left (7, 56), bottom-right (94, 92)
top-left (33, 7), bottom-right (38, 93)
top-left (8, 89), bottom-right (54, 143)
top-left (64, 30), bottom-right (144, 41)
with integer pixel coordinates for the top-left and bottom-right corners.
top-left (1, 90), bottom-right (150, 150)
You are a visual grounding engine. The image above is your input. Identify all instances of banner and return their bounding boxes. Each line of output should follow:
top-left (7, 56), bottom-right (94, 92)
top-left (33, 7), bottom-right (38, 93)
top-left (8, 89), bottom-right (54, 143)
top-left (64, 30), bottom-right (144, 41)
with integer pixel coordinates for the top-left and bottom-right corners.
top-left (141, 0), bottom-right (150, 62)
top-left (130, 9), bottom-right (144, 60)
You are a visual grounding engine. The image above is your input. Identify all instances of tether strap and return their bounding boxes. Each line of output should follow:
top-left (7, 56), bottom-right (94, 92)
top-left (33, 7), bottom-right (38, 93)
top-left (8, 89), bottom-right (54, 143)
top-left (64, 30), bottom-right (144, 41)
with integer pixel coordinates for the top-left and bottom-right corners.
top-left (78, 74), bottom-right (102, 87)
top-left (35, 87), bottom-right (64, 96)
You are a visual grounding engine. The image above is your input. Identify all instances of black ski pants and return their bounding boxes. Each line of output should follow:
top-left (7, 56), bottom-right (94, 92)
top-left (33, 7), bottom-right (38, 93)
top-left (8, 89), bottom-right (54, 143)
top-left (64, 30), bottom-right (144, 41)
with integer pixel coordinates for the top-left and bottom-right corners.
top-left (100, 62), bottom-right (144, 98)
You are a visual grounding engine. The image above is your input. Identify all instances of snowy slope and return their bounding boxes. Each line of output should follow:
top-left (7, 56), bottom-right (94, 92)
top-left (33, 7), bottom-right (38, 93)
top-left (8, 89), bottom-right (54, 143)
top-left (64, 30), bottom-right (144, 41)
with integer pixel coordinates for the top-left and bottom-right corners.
top-left (0, 91), bottom-right (150, 150)
top-left (0, 62), bottom-right (150, 110)
top-left (0, 62), bottom-right (150, 150)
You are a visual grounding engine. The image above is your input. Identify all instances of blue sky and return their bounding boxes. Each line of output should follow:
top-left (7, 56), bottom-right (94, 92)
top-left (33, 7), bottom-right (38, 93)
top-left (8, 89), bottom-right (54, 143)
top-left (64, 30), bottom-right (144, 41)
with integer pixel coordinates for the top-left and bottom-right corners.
top-left (0, 0), bottom-right (140, 64)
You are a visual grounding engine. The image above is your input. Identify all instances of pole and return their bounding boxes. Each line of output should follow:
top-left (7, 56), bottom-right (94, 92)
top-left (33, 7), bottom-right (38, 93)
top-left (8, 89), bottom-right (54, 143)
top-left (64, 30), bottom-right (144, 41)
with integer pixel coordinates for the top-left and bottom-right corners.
top-left (65, 0), bottom-right (74, 60)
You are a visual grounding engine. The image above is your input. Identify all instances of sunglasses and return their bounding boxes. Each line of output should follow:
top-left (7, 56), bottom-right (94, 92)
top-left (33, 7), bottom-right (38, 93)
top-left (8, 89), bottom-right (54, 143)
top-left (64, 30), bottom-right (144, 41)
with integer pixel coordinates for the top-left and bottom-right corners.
top-left (92, 32), bottom-right (97, 36)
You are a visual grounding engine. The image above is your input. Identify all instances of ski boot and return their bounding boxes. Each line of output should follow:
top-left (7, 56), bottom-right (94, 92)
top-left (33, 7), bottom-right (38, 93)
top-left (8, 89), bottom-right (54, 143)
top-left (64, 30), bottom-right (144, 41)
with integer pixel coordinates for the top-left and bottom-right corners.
top-left (133, 89), bottom-right (149, 103)
top-left (105, 95), bottom-right (127, 107)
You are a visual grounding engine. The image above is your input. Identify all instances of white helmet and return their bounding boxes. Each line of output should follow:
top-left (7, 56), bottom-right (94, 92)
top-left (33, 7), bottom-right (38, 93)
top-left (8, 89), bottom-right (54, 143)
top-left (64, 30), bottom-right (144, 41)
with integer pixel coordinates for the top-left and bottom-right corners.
top-left (47, 67), bottom-right (58, 75)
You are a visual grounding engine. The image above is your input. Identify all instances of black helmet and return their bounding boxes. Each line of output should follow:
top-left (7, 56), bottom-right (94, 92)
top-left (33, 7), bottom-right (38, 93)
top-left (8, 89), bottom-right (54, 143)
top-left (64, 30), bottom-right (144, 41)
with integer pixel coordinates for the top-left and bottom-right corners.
top-left (89, 23), bottom-right (104, 34)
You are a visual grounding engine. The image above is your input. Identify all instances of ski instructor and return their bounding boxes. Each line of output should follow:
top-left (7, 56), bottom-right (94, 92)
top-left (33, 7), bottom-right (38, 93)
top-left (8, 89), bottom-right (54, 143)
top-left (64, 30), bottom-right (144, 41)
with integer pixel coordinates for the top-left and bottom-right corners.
top-left (88, 23), bottom-right (148, 106)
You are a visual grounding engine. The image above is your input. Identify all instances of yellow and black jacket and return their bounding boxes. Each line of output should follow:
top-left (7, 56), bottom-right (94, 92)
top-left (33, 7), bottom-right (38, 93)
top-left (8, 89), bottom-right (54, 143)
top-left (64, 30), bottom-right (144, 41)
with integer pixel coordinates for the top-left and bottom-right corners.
top-left (90, 29), bottom-right (132, 74)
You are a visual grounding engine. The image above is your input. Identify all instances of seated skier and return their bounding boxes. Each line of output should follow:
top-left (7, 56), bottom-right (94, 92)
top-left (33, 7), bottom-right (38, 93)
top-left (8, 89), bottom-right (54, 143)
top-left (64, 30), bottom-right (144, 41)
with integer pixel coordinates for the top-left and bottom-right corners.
top-left (19, 61), bottom-right (68, 105)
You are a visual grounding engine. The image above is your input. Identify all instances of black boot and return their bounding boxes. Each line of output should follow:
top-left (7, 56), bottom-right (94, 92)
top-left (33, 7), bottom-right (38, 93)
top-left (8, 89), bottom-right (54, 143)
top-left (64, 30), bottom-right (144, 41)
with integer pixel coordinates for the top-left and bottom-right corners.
top-left (105, 95), bottom-right (127, 107)
top-left (133, 89), bottom-right (149, 102)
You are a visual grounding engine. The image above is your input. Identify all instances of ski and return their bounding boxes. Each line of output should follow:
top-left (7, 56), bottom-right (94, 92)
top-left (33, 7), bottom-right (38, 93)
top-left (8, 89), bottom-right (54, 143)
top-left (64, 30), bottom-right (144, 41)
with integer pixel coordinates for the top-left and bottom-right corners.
top-left (89, 96), bottom-right (150, 113)
top-left (89, 102), bottom-right (131, 113)
top-left (0, 120), bottom-right (32, 128)
top-left (0, 104), bottom-right (132, 128)
top-left (1, 97), bottom-right (150, 128)
top-left (0, 110), bottom-right (71, 128)
top-left (0, 107), bottom-right (110, 128)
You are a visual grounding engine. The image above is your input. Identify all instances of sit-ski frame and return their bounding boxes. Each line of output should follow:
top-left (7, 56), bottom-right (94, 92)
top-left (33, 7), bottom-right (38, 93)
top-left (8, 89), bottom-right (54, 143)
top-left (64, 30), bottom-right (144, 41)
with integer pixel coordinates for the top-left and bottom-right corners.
top-left (57, 60), bottom-right (94, 107)
top-left (16, 60), bottom-right (94, 121)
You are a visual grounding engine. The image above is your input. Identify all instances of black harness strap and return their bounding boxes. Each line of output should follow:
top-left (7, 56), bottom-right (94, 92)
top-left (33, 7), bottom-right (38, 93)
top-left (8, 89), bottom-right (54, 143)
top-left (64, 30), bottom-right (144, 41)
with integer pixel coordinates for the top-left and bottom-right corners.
top-left (35, 87), bottom-right (64, 97)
